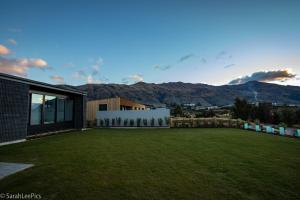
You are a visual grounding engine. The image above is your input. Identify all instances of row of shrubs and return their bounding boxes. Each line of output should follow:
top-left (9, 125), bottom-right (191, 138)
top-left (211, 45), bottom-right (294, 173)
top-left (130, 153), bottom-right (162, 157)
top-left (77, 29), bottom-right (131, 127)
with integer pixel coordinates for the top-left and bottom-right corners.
top-left (97, 117), bottom-right (170, 127)
top-left (170, 117), bottom-right (245, 128)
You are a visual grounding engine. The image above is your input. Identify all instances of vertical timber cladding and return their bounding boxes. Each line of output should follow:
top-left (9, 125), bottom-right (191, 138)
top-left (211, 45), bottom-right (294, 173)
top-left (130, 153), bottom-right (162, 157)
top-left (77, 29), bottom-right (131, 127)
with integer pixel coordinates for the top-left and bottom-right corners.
top-left (86, 97), bottom-right (120, 121)
top-left (86, 97), bottom-right (146, 122)
top-left (0, 78), bottom-right (29, 143)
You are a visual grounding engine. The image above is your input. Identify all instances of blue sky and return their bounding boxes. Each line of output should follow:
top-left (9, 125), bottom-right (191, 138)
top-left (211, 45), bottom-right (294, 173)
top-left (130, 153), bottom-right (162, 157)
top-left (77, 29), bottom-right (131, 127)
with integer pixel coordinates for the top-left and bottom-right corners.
top-left (0, 0), bottom-right (299, 86)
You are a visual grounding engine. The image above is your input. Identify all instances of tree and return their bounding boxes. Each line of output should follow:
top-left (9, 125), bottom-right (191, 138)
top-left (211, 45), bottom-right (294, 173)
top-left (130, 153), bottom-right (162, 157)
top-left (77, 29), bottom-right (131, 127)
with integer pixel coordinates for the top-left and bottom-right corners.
top-left (232, 97), bottom-right (251, 120)
top-left (172, 105), bottom-right (183, 117)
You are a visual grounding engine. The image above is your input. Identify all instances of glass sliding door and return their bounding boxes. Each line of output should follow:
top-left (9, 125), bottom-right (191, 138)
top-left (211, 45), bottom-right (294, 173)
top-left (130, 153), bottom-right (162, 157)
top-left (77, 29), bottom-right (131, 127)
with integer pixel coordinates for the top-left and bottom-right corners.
top-left (30, 94), bottom-right (43, 125)
top-left (57, 98), bottom-right (65, 122)
top-left (65, 99), bottom-right (73, 121)
top-left (44, 95), bottom-right (56, 124)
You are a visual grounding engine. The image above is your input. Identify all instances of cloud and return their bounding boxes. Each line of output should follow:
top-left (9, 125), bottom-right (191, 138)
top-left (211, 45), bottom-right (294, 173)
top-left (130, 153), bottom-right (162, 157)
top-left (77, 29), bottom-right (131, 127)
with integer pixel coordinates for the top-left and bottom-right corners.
top-left (50, 75), bottom-right (64, 84)
top-left (87, 75), bottom-right (102, 84)
top-left (92, 57), bottom-right (103, 75)
top-left (122, 74), bottom-right (144, 84)
top-left (224, 64), bottom-right (235, 68)
top-left (178, 54), bottom-right (194, 63)
top-left (73, 70), bottom-right (86, 79)
top-left (0, 44), bottom-right (10, 55)
top-left (216, 51), bottom-right (232, 60)
top-left (229, 69), bottom-right (297, 85)
top-left (0, 57), bottom-right (49, 77)
top-left (154, 64), bottom-right (171, 71)
top-left (7, 39), bottom-right (17, 46)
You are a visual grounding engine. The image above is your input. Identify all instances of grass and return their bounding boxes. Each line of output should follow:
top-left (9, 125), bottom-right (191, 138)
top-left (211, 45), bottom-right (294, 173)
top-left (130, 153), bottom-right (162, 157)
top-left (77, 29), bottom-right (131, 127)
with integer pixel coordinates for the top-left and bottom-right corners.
top-left (0, 128), bottom-right (300, 200)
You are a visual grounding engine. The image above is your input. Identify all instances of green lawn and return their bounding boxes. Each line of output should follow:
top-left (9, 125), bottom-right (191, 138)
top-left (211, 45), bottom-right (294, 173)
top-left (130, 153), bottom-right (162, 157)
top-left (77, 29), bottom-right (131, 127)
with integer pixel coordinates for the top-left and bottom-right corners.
top-left (0, 128), bottom-right (300, 200)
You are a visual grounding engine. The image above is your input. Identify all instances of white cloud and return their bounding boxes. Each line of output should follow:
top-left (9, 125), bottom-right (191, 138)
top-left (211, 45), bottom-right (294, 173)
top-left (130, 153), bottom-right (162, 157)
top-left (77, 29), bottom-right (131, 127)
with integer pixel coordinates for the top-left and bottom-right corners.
top-left (92, 57), bottom-right (103, 75)
top-left (50, 75), bottom-right (64, 84)
top-left (0, 44), bottom-right (10, 55)
top-left (0, 57), bottom-right (49, 77)
top-left (7, 38), bottom-right (17, 46)
top-left (122, 74), bottom-right (144, 84)
top-left (229, 69), bottom-right (297, 85)
top-left (87, 75), bottom-right (102, 84)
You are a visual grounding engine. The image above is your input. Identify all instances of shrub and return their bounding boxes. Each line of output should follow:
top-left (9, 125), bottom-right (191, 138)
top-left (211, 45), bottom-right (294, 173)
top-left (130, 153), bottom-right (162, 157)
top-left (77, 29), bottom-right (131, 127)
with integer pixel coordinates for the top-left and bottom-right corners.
top-left (143, 119), bottom-right (148, 126)
top-left (130, 119), bottom-right (134, 126)
top-left (136, 118), bottom-right (141, 127)
top-left (151, 118), bottom-right (155, 127)
top-left (112, 118), bottom-right (115, 126)
top-left (158, 118), bottom-right (163, 126)
top-left (124, 119), bottom-right (128, 126)
top-left (100, 119), bottom-right (104, 127)
top-left (164, 117), bottom-right (169, 125)
top-left (104, 118), bottom-right (109, 127)
top-left (117, 117), bottom-right (121, 126)
top-left (279, 122), bottom-right (287, 128)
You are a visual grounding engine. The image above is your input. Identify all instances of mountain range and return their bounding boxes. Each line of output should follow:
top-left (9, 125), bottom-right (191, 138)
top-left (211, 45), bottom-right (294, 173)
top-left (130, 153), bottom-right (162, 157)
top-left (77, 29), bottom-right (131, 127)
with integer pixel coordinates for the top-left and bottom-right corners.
top-left (72, 81), bottom-right (300, 107)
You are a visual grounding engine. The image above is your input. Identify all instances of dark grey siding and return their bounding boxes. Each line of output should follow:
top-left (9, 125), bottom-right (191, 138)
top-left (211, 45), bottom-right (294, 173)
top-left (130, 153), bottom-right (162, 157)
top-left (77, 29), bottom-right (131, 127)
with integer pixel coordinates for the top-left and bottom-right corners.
top-left (0, 79), bottom-right (29, 143)
top-left (74, 95), bottom-right (86, 129)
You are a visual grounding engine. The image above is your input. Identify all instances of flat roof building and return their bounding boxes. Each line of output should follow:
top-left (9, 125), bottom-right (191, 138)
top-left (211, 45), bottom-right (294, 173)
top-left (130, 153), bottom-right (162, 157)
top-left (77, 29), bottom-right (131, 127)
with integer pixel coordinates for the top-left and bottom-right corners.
top-left (86, 97), bottom-right (146, 122)
top-left (0, 73), bottom-right (87, 145)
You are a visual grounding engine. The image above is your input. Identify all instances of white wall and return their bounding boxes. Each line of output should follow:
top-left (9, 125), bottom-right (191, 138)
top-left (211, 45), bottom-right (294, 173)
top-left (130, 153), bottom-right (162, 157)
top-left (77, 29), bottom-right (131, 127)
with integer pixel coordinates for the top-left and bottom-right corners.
top-left (96, 108), bottom-right (170, 127)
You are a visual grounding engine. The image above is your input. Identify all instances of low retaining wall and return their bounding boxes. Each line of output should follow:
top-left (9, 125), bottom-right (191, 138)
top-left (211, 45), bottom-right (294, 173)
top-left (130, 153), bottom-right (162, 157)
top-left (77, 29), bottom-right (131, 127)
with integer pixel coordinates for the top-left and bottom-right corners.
top-left (170, 117), bottom-right (245, 128)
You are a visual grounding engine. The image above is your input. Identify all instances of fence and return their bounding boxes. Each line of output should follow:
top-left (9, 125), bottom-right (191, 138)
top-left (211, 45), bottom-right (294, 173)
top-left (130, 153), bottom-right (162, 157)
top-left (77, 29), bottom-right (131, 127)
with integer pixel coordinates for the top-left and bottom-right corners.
top-left (96, 108), bottom-right (170, 127)
top-left (170, 117), bottom-right (245, 128)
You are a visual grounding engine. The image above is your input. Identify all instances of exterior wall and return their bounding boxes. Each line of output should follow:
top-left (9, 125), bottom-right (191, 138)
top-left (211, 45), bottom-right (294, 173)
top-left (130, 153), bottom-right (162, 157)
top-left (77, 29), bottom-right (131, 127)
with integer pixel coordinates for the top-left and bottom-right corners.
top-left (74, 95), bottom-right (87, 129)
top-left (120, 97), bottom-right (146, 110)
top-left (96, 108), bottom-right (170, 127)
top-left (0, 79), bottom-right (29, 143)
top-left (86, 98), bottom-right (120, 121)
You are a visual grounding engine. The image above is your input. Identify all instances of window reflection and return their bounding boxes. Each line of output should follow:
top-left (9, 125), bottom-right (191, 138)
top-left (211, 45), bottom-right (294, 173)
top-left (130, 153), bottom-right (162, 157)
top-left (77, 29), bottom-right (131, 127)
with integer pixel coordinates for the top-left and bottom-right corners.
top-left (30, 94), bottom-right (43, 125)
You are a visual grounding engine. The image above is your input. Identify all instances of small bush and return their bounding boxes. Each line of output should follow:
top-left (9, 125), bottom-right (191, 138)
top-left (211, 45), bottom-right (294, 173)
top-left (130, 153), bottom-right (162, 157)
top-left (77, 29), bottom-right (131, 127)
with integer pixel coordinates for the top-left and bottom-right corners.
top-left (130, 119), bottom-right (134, 126)
top-left (158, 118), bottom-right (163, 126)
top-left (164, 117), bottom-right (169, 125)
top-left (124, 119), bottom-right (128, 126)
top-left (100, 119), bottom-right (104, 127)
top-left (143, 119), bottom-right (148, 126)
top-left (151, 118), bottom-right (155, 127)
top-left (104, 118), bottom-right (110, 127)
top-left (137, 118), bottom-right (141, 127)
top-left (112, 118), bottom-right (115, 126)
top-left (117, 117), bottom-right (122, 126)
top-left (279, 122), bottom-right (287, 128)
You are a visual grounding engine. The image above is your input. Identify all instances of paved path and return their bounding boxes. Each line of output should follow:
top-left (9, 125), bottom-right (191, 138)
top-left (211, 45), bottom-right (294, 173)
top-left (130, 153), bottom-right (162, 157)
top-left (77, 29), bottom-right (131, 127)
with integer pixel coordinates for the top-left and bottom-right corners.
top-left (0, 162), bottom-right (33, 179)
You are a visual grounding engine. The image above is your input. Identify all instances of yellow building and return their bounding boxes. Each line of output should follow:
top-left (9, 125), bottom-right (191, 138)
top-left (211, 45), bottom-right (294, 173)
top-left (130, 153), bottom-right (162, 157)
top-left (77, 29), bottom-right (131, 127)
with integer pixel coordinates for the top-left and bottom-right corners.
top-left (86, 97), bottom-right (146, 122)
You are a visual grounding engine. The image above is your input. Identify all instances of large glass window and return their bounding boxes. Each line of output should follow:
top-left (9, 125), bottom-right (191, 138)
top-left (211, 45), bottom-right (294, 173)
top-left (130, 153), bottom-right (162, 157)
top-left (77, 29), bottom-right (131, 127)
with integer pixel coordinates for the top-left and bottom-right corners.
top-left (30, 94), bottom-right (43, 125)
top-left (65, 99), bottom-right (73, 121)
top-left (57, 98), bottom-right (65, 122)
top-left (44, 95), bottom-right (56, 124)
top-left (99, 104), bottom-right (107, 111)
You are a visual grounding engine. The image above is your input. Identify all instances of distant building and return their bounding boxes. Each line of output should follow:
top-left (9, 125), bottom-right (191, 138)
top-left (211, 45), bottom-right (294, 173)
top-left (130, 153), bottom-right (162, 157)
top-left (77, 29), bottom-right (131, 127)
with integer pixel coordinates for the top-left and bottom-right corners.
top-left (86, 97), bottom-right (146, 121)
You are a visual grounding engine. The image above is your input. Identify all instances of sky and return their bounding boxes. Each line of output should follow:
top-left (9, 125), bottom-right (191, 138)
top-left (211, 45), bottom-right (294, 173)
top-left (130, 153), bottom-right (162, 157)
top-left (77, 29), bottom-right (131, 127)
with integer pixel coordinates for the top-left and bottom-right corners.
top-left (0, 0), bottom-right (300, 86)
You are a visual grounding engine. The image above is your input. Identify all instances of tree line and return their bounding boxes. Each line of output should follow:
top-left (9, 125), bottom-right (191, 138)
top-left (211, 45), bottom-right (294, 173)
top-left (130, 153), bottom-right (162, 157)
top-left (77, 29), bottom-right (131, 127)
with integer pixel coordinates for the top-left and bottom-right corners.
top-left (232, 97), bottom-right (300, 126)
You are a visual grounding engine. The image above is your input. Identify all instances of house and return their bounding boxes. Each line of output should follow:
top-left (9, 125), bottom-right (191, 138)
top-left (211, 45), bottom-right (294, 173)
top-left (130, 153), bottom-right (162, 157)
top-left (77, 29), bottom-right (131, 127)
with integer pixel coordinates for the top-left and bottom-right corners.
top-left (0, 73), bottom-right (87, 145)
top-left (86, 97), bottom-right (146, 122)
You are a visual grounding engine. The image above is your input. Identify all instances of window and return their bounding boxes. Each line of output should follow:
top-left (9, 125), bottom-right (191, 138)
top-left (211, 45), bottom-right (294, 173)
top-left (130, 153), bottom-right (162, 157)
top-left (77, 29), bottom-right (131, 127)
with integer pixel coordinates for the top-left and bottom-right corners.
top-left (99, 104), bottom-right (107, 111)
top-left (57, 98), bottom-right (65, 122)
top-left (30, 94), bottom-right (43, 125)
top-left (44, 95), bottom-right (56, 124)
top-left (65, 99), bottom-right (73, 121)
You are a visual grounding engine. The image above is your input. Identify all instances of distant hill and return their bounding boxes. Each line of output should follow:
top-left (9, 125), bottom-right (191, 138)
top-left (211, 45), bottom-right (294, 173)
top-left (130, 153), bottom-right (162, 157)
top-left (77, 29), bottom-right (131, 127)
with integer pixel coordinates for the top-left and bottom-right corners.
top-left (74, 81), bottom-right (300, 106)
